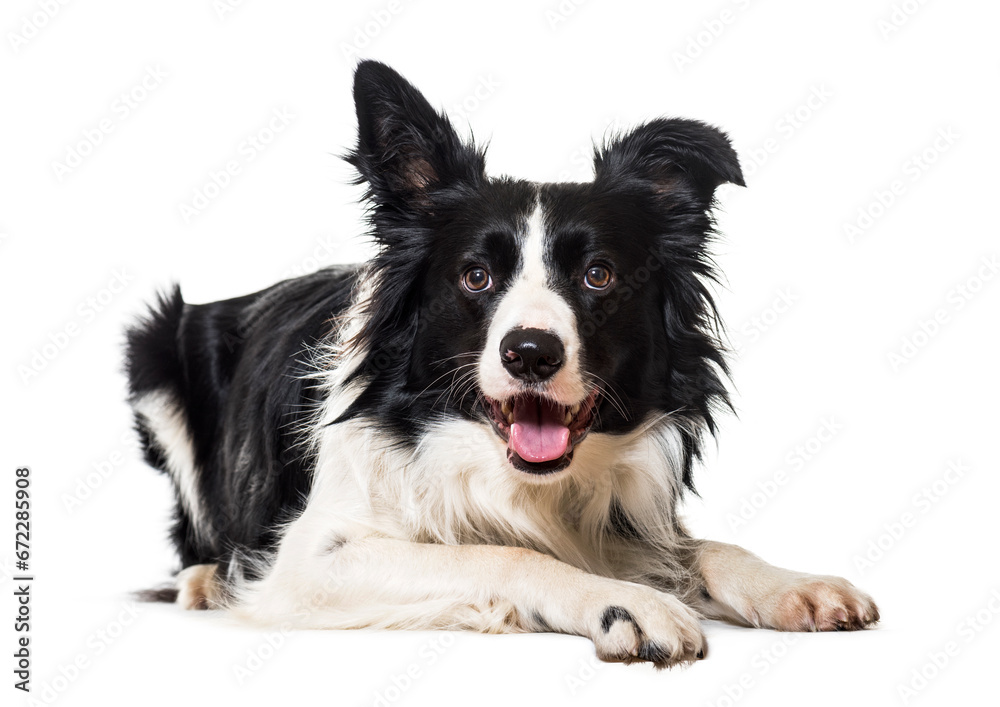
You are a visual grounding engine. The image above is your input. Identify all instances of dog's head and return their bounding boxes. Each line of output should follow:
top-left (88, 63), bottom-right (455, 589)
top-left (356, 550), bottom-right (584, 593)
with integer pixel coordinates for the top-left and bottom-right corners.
top-left (344, 61), bottom-right (743, 485)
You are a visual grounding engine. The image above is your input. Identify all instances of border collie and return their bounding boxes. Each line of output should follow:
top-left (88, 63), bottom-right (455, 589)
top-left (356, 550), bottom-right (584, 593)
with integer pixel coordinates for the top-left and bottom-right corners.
top-left (127, 60), bottom-right (878, 667)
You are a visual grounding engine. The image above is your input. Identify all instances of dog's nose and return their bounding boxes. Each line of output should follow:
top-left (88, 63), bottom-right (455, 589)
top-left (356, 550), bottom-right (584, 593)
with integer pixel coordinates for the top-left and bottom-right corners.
top-left (500, 328), bottom-right (564, 381)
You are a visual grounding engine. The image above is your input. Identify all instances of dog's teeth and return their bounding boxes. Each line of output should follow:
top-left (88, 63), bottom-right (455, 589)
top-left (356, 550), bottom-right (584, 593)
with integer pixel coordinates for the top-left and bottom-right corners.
top-left (570, 403), bottom-right (580, 415)
top-left (506, 412), bottom-right (514, 425)
top-left (564, 411), bottom-right (573, 425)
top-left (501, 401), bottom-right (511, 415)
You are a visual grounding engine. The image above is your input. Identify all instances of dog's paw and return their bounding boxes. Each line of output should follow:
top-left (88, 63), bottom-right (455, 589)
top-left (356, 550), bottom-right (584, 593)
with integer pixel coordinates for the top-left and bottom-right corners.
top-left (752, 574), bottom-right (879, 631)
top-left (588, 588), bottom-right (706, 668)
top-left (176, 563), bottom-right (221, 610)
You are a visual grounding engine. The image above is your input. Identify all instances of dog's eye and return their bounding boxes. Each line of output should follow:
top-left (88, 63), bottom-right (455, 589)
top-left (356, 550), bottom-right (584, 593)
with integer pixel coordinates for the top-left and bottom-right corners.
top-left (584, 264), bottom-right (613, 290)
top-left (462, 266), bottom-right (492, 293)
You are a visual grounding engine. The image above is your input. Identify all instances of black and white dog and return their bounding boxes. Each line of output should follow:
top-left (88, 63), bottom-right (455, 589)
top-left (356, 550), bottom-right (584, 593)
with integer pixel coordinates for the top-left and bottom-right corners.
top-left (127, 61), bottom-right (878, 667)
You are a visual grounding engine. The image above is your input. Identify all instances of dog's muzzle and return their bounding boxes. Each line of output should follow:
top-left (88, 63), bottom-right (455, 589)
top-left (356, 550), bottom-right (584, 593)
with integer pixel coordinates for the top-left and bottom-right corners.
top-left (484, 328), bottom-right (598, 474)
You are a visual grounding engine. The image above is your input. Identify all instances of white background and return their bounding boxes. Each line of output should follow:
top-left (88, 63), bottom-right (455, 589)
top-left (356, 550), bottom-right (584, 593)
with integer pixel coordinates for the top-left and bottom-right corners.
top-left (2, 1), bottom-right (999, 706)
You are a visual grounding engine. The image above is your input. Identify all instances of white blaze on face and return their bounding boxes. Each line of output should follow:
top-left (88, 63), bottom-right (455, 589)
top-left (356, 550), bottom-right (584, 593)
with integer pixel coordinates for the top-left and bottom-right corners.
top-left (477, 199), bottom-right (587, 405)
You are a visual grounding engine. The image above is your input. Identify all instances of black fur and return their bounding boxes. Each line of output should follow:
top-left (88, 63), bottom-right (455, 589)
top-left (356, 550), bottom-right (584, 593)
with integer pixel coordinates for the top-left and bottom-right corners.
top-left (600, 605), bottom-right (639, 634)
top-left (134, 586), bottom-right (180, 603)
top-left (126, 60), bottom-right (742, 579)
top-left (126, 267), bottom-right (357, 574)
top-left (324, 535), bottom-right (348, 554)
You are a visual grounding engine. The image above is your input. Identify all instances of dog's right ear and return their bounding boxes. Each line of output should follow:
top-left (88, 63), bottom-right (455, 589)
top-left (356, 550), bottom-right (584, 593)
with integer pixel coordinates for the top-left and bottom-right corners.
top-left (348, 61), bottom-right (485, 209)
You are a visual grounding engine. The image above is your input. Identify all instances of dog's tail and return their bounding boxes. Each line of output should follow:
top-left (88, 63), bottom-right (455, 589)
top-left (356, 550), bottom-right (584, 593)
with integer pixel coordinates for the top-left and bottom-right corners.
top-left (124, 287), bottom-right (196, 607)
top-left (124, 284), bottom-right (185, 439)
top-left (134, 586), bottom-right (180, 603)
top-left (124, 286), bottom-right (216, 573)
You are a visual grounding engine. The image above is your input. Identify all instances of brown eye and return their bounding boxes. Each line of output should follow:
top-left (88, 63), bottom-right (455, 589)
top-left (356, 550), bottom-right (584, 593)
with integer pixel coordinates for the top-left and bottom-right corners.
top-left (584, 264), bottom-right (613, 290)
top-left (462, 266), bottom-right (492, 292)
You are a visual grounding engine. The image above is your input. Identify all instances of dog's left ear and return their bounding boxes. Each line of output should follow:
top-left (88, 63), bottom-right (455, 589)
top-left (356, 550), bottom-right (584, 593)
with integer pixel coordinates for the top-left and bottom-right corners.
top-left (593, 118), bottom-right (744, 209)
top-left (348, 61), bottom-right (485, 209)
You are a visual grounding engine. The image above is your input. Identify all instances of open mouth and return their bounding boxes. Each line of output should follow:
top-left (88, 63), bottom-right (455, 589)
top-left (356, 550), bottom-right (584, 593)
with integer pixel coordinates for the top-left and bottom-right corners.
top-left (484, 390), bottom-right (599, 474)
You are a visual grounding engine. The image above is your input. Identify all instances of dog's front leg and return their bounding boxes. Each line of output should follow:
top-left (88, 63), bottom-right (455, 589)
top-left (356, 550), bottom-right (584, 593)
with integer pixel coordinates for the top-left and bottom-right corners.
top-left (690, 540), bottom-right (879, 631)
top-left (241, 534), bottom-right (708, 667)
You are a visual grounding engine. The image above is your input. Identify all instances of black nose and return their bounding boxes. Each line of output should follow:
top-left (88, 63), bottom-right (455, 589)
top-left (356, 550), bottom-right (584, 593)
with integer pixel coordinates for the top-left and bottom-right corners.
top-left (500, 328), bottom-right (564, 381)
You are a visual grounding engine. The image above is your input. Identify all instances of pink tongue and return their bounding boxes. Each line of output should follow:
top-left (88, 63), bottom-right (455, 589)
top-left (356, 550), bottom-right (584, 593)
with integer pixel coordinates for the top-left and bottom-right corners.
top-left (509, 397), bottom-right (570, 463)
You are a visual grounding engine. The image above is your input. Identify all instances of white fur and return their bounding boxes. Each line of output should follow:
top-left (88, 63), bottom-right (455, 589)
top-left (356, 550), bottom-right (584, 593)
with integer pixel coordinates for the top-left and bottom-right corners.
top-left (134, 390), bottom-right (211, 544)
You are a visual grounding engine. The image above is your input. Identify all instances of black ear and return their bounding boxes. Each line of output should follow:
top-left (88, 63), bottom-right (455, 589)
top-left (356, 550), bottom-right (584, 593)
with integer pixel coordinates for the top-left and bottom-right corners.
top-left (347, 61), bottom-right (485, 206)
top-left (594, 118), bottom-right (744, 208)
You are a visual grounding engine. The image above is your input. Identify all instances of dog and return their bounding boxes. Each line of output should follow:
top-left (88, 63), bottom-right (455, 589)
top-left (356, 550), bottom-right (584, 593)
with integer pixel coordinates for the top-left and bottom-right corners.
top-left (126, 60), bottom-right (878, 667)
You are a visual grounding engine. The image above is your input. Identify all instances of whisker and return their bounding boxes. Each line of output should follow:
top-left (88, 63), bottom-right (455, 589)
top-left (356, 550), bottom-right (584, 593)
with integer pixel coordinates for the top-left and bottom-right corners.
top-left (456, 369), bottom-right (485, 411)
top-left (427, 363), bottom-right (479, 410)
top-left (428, 351), bottom-right (480, 368)
top-left (585, 371), bottom-right (630, 421)
top-left (415, 361), bottom-right (479, 402)
top-left (433, 368), bottom-right (479, 411)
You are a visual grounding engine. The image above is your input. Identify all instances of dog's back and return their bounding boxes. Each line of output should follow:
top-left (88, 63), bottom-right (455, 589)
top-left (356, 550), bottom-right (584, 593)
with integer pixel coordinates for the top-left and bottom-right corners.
top-left (125, 265), bottom-right (359, 575)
